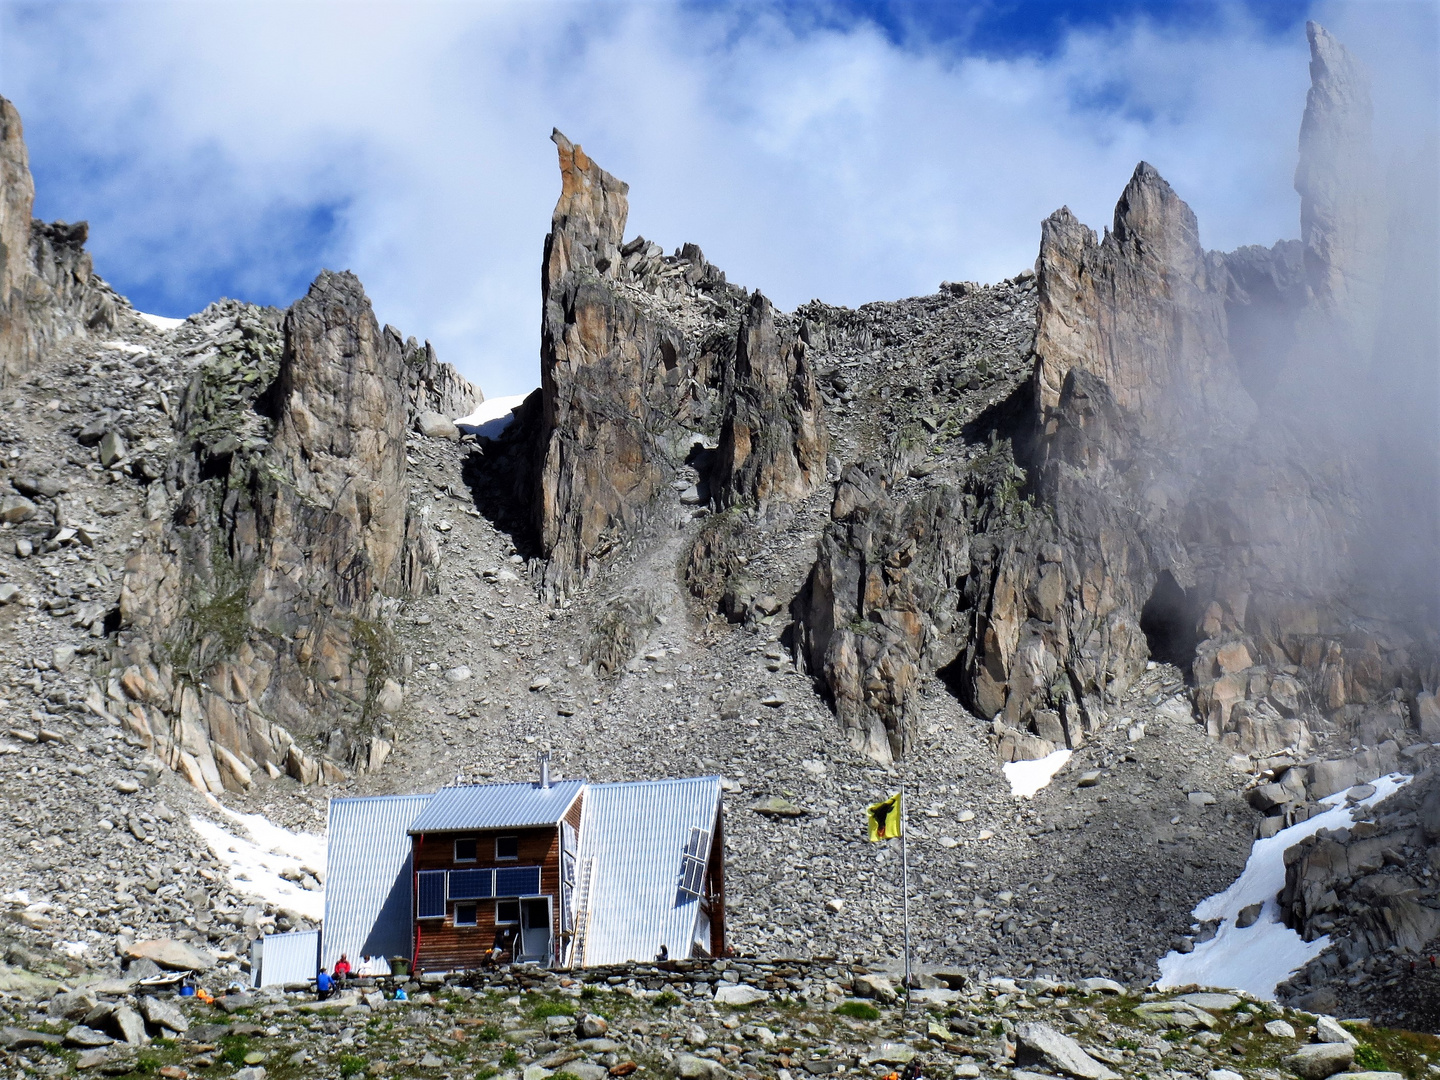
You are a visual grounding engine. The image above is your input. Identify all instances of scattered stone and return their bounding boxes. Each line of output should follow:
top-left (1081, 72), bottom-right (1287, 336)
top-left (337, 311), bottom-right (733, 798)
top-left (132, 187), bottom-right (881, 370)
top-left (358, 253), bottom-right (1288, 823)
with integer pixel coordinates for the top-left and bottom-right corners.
top-left (2, 1026), bottom-right (63, 1048)
top-left (750, 796), bottom-right (805, 818)
top-left (674, 1055), bottom-right (730, 1080)
top-left (64, 1025), bottom-right (115, 1048)
top-left (1265, 1020), bottom-right (1297, 1039)
top-left (1236, 903), bottom-right (1263, 929)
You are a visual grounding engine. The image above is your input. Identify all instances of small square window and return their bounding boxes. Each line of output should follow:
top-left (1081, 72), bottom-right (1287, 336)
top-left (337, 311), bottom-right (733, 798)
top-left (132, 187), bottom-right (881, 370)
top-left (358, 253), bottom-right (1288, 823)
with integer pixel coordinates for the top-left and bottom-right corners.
top-left (454, 903), bottom-right (477, 927)
top-left (495, 899), bottom-right (520, 925)
top-left (454, 838), bottom-right (477, 863)
top-left (495, 836), bottom-right (519, 860)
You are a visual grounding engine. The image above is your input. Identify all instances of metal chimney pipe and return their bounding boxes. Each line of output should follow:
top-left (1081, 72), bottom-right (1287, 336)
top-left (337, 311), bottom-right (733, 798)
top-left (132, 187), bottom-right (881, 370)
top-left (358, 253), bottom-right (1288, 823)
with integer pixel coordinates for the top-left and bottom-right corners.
top-left (539, 751), bottom-right (551, 789)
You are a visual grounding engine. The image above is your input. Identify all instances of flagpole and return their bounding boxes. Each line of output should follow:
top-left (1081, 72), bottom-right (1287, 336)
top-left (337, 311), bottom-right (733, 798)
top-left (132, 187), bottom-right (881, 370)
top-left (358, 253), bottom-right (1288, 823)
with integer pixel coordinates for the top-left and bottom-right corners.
top-left (901, 781), bottom-right (911, 1010)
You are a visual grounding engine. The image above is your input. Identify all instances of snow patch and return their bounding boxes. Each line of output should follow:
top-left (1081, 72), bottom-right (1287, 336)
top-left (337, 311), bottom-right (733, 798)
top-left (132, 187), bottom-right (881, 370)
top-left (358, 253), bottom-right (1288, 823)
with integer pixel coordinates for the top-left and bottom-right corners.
top-left (455, 392), bottom-right (532, 439)
top-left (190, 808), bottom-right (326, 921)
top-left (1003, 749), bottom-right (1072, 798)
top-left (100, 340), bottom-right (150, 355)
top-left (58, 941), bottom-right (90, 958)
top-left (1156, 772), bottom-right (1411, 998)
top-left (137, 312), bottom-right (186, 332)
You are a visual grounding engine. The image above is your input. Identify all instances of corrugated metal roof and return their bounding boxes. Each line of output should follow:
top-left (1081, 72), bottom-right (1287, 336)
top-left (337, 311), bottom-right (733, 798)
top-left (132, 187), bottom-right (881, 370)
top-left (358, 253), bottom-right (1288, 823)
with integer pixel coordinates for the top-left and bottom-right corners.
top-left (324, 793), bottom-right (432, 973)
top-left (575, 776), bottom-right (722, 966)
top-left (407, 779), bottom-right (585, 834)
top-left (256, 930), bottom-right (320, 988)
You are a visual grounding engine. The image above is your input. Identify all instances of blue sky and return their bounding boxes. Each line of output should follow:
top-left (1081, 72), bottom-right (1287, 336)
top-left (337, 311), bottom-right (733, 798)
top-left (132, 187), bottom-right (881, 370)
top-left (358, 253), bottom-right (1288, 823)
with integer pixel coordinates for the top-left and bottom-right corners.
top-left (0, 1), bottom-right (1433, 396)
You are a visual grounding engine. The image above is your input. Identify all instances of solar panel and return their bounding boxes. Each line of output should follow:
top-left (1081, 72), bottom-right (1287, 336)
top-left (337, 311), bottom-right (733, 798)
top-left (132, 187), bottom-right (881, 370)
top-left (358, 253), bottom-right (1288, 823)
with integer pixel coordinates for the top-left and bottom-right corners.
top-left (417, 870), bottom-right (447, 919)
top-left (448, 869), bottom-right (494, 900)
top-left (678, 855), bottom-right (706, 897)
top-left (683, 827), bottom-right (710, 860)
top-left (494, 865), bottom-right (542, 897)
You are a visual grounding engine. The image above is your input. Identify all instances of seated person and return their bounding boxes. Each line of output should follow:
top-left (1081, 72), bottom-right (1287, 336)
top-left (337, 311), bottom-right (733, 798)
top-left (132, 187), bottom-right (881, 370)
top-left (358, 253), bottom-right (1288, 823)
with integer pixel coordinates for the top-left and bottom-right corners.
top-left (316, 968), bottom-right (333, 1001)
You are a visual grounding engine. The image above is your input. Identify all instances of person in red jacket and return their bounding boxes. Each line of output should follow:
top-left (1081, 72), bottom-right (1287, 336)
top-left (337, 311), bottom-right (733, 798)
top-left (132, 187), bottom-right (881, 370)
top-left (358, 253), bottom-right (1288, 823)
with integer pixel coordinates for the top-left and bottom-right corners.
top-left (334, 955), bottom-right (352, 982)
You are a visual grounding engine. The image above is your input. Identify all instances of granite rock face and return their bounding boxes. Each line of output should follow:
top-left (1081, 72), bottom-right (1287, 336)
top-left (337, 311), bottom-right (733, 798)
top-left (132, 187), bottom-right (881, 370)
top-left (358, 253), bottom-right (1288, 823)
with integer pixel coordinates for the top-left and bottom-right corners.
top-left (113, 272), bottom-right (475, 791)
top-left (534, 129), bottom-right (825, 601)
top-left (793, 464), bottom-right (970, 763)
top-left (713, 292), bottom-right (828, 510)
top-left (0, 96), bottom-right (117, 386)
top-left (1033, 162), bottom-right (1255, 443)
top-left (1279, 769), bottom-right (1440, 1008)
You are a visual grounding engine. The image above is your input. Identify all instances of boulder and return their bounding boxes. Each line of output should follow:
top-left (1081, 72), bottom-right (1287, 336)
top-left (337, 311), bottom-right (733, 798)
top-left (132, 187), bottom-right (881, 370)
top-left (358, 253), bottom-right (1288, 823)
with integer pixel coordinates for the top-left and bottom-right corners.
top-left (713, 984), bottom-right (766, 1006)
top-left (1284, 1043), bottom-right (1354, 1080)
top-left (1014, 1023), bottom-right (1118, 1080)
top-left (2, 1026), bottom-right (63, 1048)
top-left (0, 494), bottom-right (36, 523)
top-left (853, 973), bottom-right (897, 1004)
top-left (574, 1014), bottom-right (608, 1039)
top-left (1178, 993), bottom-right (1241, 1012)
top-left (109, 1005), bottom-right (148, 1046)
top-left (138, 995), bottom-right (189, 1034)
top-left (415, 411), bottom-right (458, 440)
top-left (1131, 1001), bottom-right (1218, 1029)
top-left (1314, 1017), bottom-right (1356, 1046)
top-left (673, 1054), bottom-right (731, 1080)
top-left (98, 430), bottom-right (126, 467)
top-left (122, 939), bottom-right (215, 972)
top-left (63, 1026), bottom-right (114, 1048)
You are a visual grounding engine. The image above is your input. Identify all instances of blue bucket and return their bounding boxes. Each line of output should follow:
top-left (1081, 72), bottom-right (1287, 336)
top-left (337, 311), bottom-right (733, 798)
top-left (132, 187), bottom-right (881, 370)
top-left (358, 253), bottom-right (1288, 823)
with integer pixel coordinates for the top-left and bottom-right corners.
top-left (179, 985), bottom-right (195, 997)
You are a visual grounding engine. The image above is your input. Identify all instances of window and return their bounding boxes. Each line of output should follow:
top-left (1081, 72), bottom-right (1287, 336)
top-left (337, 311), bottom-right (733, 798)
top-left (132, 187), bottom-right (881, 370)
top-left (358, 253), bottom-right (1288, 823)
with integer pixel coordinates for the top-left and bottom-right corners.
top-left (495, 899), bottom-right (520, 925)
top-left (454, 838), bottom-right (477, 863)
top-left (454, 903), bottom-right (477, 927)
top-left (417, 870), bottom-right (446, 919)
top-left (495, 835), bottom-right (519, 860)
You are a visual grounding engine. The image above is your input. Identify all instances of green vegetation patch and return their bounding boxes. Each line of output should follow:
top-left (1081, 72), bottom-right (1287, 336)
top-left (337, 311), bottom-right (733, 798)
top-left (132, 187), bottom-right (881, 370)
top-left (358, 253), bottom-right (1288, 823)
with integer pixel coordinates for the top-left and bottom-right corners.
top-left (338, 1054), bottom-right (368, 1077)
top-left (834, 1001), bottom-right (880, 1021)
top-left (219, 1034), bottom-right (254, 1068)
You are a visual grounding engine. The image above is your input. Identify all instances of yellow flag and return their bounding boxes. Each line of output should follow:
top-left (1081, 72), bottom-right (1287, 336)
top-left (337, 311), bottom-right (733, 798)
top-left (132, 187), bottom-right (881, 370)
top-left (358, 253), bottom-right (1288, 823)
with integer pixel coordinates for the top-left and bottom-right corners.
top-left (866, 792), bottom-right (902, 842)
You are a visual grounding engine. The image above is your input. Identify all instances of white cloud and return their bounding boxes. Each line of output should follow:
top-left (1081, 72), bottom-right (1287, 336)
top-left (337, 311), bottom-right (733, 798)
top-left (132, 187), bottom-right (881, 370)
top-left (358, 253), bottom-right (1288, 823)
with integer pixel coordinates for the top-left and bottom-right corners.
top-left (0, 2), bottom-right (1425, 396)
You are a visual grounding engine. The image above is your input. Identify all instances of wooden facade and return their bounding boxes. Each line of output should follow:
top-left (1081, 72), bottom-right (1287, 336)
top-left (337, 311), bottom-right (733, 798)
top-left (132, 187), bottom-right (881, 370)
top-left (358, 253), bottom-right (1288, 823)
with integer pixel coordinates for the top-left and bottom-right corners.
top-left (411, 795), bottom-right (583, 973)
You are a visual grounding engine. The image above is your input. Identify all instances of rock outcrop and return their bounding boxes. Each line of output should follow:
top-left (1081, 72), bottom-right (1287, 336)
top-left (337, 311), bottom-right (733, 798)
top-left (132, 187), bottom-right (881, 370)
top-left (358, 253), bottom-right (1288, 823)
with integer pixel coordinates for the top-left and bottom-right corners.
top-left (1279, 770), bottom-right (1440, 1002)
top-left (0, 96), bottom-right (117, 386)
top-left (934, 163), bottom-right (1234, 756)
top-left (793, 464), bottom-right (970, 762)
top-left (534, 129), bottom-right (826, 602)
top-left (111, 271), bottom-right (476, 791)
top-left (797, 21), bottom-right (1438, 772)
top-left (713, 292), bottom-right (828, 509)
top-left (1033, 163), bottom-right (1255, 443)
top-left (402, 333), bottom-right (482, 421)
